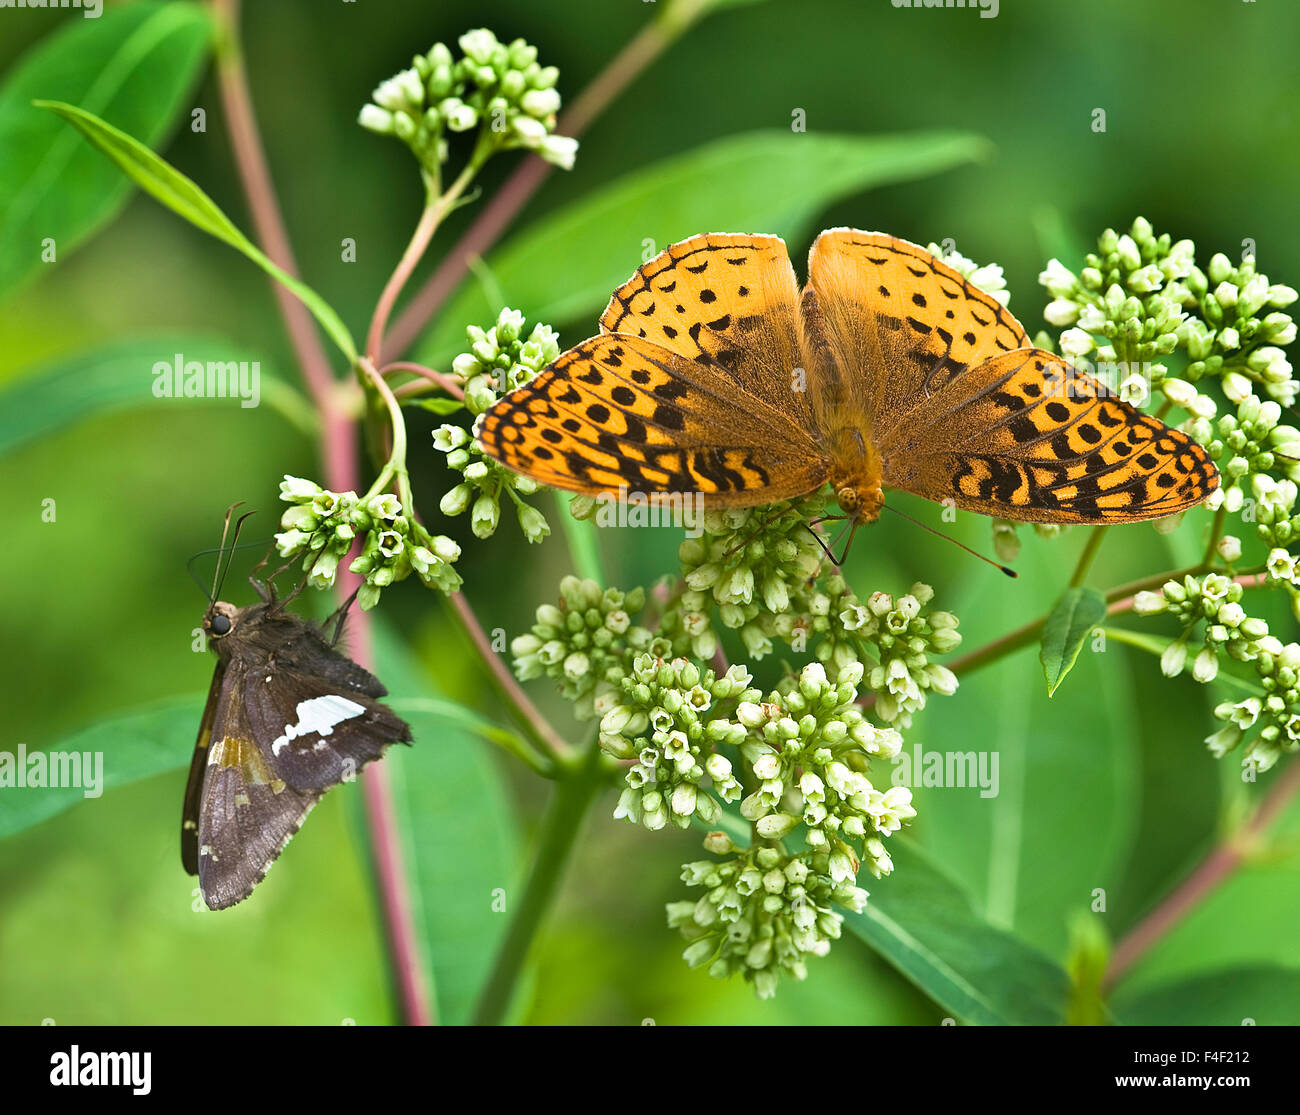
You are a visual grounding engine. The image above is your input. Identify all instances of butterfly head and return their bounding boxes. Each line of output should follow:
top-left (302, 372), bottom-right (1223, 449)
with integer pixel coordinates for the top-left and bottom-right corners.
top-left (835, 482), bottom-right (884, 525)
top-left (203, 601), bottom-right (239, 643)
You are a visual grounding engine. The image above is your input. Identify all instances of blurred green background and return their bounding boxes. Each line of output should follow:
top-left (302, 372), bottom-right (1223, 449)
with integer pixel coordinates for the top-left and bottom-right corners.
top-left (2, 0), bottom-right (1298, 1025)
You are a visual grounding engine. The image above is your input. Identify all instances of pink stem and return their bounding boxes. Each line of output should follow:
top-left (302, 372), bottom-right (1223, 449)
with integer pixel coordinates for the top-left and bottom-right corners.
top-left (212, 0), bottom-right (433, 1026)
top-left (1105, 758), bottom-right (1300, 990)
top-left (211, 0), bottom-right (334, 411)
top-left (383, 360), bottom-right (465, 401)
top-left (379, 18), bottom-right (674, 364)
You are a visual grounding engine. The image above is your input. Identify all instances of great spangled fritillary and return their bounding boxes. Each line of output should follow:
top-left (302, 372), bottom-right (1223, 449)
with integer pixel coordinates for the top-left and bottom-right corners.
top-left (476, 230), bottom-right (1219, 526)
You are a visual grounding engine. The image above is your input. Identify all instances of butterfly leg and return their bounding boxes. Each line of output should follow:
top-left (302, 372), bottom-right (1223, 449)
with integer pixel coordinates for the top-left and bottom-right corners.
top-left (325, 586), bottom-right (361, 646)
top-left (722, 504), bottom-right (794, 559)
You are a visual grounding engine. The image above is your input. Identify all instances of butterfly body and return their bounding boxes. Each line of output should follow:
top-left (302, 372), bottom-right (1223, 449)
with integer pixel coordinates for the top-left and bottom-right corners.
top-left (478, 230), bottom-right (1218, 526)
top-left (182, 596), bottom-right (412, 910)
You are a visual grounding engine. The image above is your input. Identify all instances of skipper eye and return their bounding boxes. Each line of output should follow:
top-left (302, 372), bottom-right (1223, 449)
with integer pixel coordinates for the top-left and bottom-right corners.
top-left (209, 614), bottom-right (232, 637)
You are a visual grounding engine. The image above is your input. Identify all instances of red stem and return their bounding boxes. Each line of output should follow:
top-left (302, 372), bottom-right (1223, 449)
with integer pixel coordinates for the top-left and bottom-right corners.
top-left (1105, 758), bottom-right (1300, 990)
top-left (212, 0), bottom-right (433, 1026)
top-left (379, 18), bottom-right (674, 364)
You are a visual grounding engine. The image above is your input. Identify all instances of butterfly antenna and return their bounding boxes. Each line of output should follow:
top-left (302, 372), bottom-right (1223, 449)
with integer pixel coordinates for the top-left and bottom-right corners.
top-left (213, 509), bottom-right (258, 601)
top-left (881, 503), bottom-right (1018, 578)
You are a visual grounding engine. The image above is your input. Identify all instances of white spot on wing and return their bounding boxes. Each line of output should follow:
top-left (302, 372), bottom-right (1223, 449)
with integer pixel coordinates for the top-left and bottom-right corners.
top-left (271, 695), bottom-right (365, 757)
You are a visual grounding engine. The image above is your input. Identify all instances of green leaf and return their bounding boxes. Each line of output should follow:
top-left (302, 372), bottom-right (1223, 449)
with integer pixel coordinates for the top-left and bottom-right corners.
top-left (907, 543), bottom-right (1141, 957)
top-left (34, 100), bottom-right (358, 363)
top-left (843, 840), bottom-right (1070, 1025)
top-left (371, 623), bottom-right (521, 1026)
top-left (0, 2), bottom-right (212, 300)
top-left (0, 335), bottom-right (314, 457)
top-left (1040, 585), bottom-right (1107, 695)
top-left (0, 696), bottom-right (197, 841)
top-left (415, 129), bottom-right (988, 365)
top-left (1112, 965), bottom-right (1300, 1026)
top-left (413, 396), bottom-right (466, 416)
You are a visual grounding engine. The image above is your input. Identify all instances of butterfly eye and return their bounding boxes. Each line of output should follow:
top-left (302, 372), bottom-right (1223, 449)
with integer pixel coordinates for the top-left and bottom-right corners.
top-left (209, 614), bottom-right (232, 637)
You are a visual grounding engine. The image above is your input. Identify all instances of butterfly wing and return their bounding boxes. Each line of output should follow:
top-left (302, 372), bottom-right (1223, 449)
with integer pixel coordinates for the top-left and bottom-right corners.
top-left (600, 233), bottom-right (813, 417)
top-left (806, 229), bottom-right (1218, 522)
top-left (181, 659), bottom-right (224, 876)
top-left (477, 332), bottom-right (828, 508)
top-left (804, 229), bottom-right (1030, 435)
top-left (194, 659), bottom-right (322, 910)
top-left (880, 348), bottom-right (1219, 522)
top-left (243, 669), bottom-right (412, 792)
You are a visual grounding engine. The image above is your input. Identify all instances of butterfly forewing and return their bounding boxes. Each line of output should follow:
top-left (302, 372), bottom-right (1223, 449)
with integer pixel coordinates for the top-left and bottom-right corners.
top-left (181, 660), bottom-right (224, 876)
top-left (477, 332), bottom-right (828, 507)
top-left (881, 347), bottom-right (1219, 522)
top-left (805, 229), bottom-right (1030, 433)
top-left (195, 658), bottom-right (321, 910)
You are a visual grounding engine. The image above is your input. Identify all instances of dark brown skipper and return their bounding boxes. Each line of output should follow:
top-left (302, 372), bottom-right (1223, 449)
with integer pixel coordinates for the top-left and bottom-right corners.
top-left (181, 508), bottom-right (412, 910)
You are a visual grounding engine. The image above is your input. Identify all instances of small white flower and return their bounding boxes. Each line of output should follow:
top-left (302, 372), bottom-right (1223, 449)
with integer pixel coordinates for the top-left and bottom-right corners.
top-left (1059, 328), bottom-right (1094, 358)
top-left (1161, 640), bottom-right (1188, 677)
top-left (1192, 646), bottom-right (1219, 683)
top-left (539, 134), bottom-right (578, 170)
top-left (1039, 258), bottom-right (1077, 297)
top-left (1044, 299), bottom-right (1079, 326)
top-left (1133, 590), bottom-right (1167, 615)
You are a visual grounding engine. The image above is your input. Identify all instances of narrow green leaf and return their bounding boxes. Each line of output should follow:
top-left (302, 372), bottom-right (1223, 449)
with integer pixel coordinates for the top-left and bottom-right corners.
top-left (843, 841), bottom-right (1070, 1025)
top-left (371, 623), bottom-right (521, 1026)
top-left (416, 129), bottom-right (988, 365)
top-left (1040, 585), bottom-right (1107, 695)
top-left (0, 2), bottom-right (212, 300)
top-left (34, 100), bottom-right (357, 363)
top-left (0, 335), bottom-right (313, 457)
top-left (413, 396), bottom-right (467, 416)
top-left (0, 696), bottom-right (197, 840)
top-left (1112, 965), bottom-right (1300, 1026)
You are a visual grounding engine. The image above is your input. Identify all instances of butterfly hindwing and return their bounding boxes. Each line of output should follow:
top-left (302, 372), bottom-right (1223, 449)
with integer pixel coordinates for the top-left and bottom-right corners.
top-left (882, 347), bottom-right (1220, 522)
top-left (244, 670), bottom-right (413, 792)
top-left (477, 332), bottom-right (828, 507)
top-left (805, 229), bottom-right (1030, 434)
top-left (194, 659), bottom-right (322, 910)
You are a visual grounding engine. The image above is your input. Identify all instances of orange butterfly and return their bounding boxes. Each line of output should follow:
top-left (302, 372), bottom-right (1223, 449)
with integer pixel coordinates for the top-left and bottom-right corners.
top-left (476, 230), bottom-right (1218, 529)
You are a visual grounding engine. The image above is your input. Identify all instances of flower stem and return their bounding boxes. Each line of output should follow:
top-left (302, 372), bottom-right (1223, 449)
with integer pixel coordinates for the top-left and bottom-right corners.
top-left (1069, 526), bottom-right (1110, 587)
top-left (1104, 758), bottom-right (1300, 991)
top-left (443, 592), bottom-right (574, 765)
top-left (212, 0), bottom-right (431, 1025)
top-left (471, 745), bottom-right (606, 1025)
top-left (383, 361), bottom-right (465, 401)
top-left (358, 358), bottom-right (411, 507)
top-left (1202, 504), bottom-right (1228, 566)
top-left (379, 12), bottom-right (690, 363)
top-left (365, 162), bottom-right (479, 365)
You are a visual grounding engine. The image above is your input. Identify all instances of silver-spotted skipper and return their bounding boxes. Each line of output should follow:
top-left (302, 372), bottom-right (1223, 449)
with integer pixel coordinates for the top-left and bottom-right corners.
top-left (181, 510), bottom-right (412, 910)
